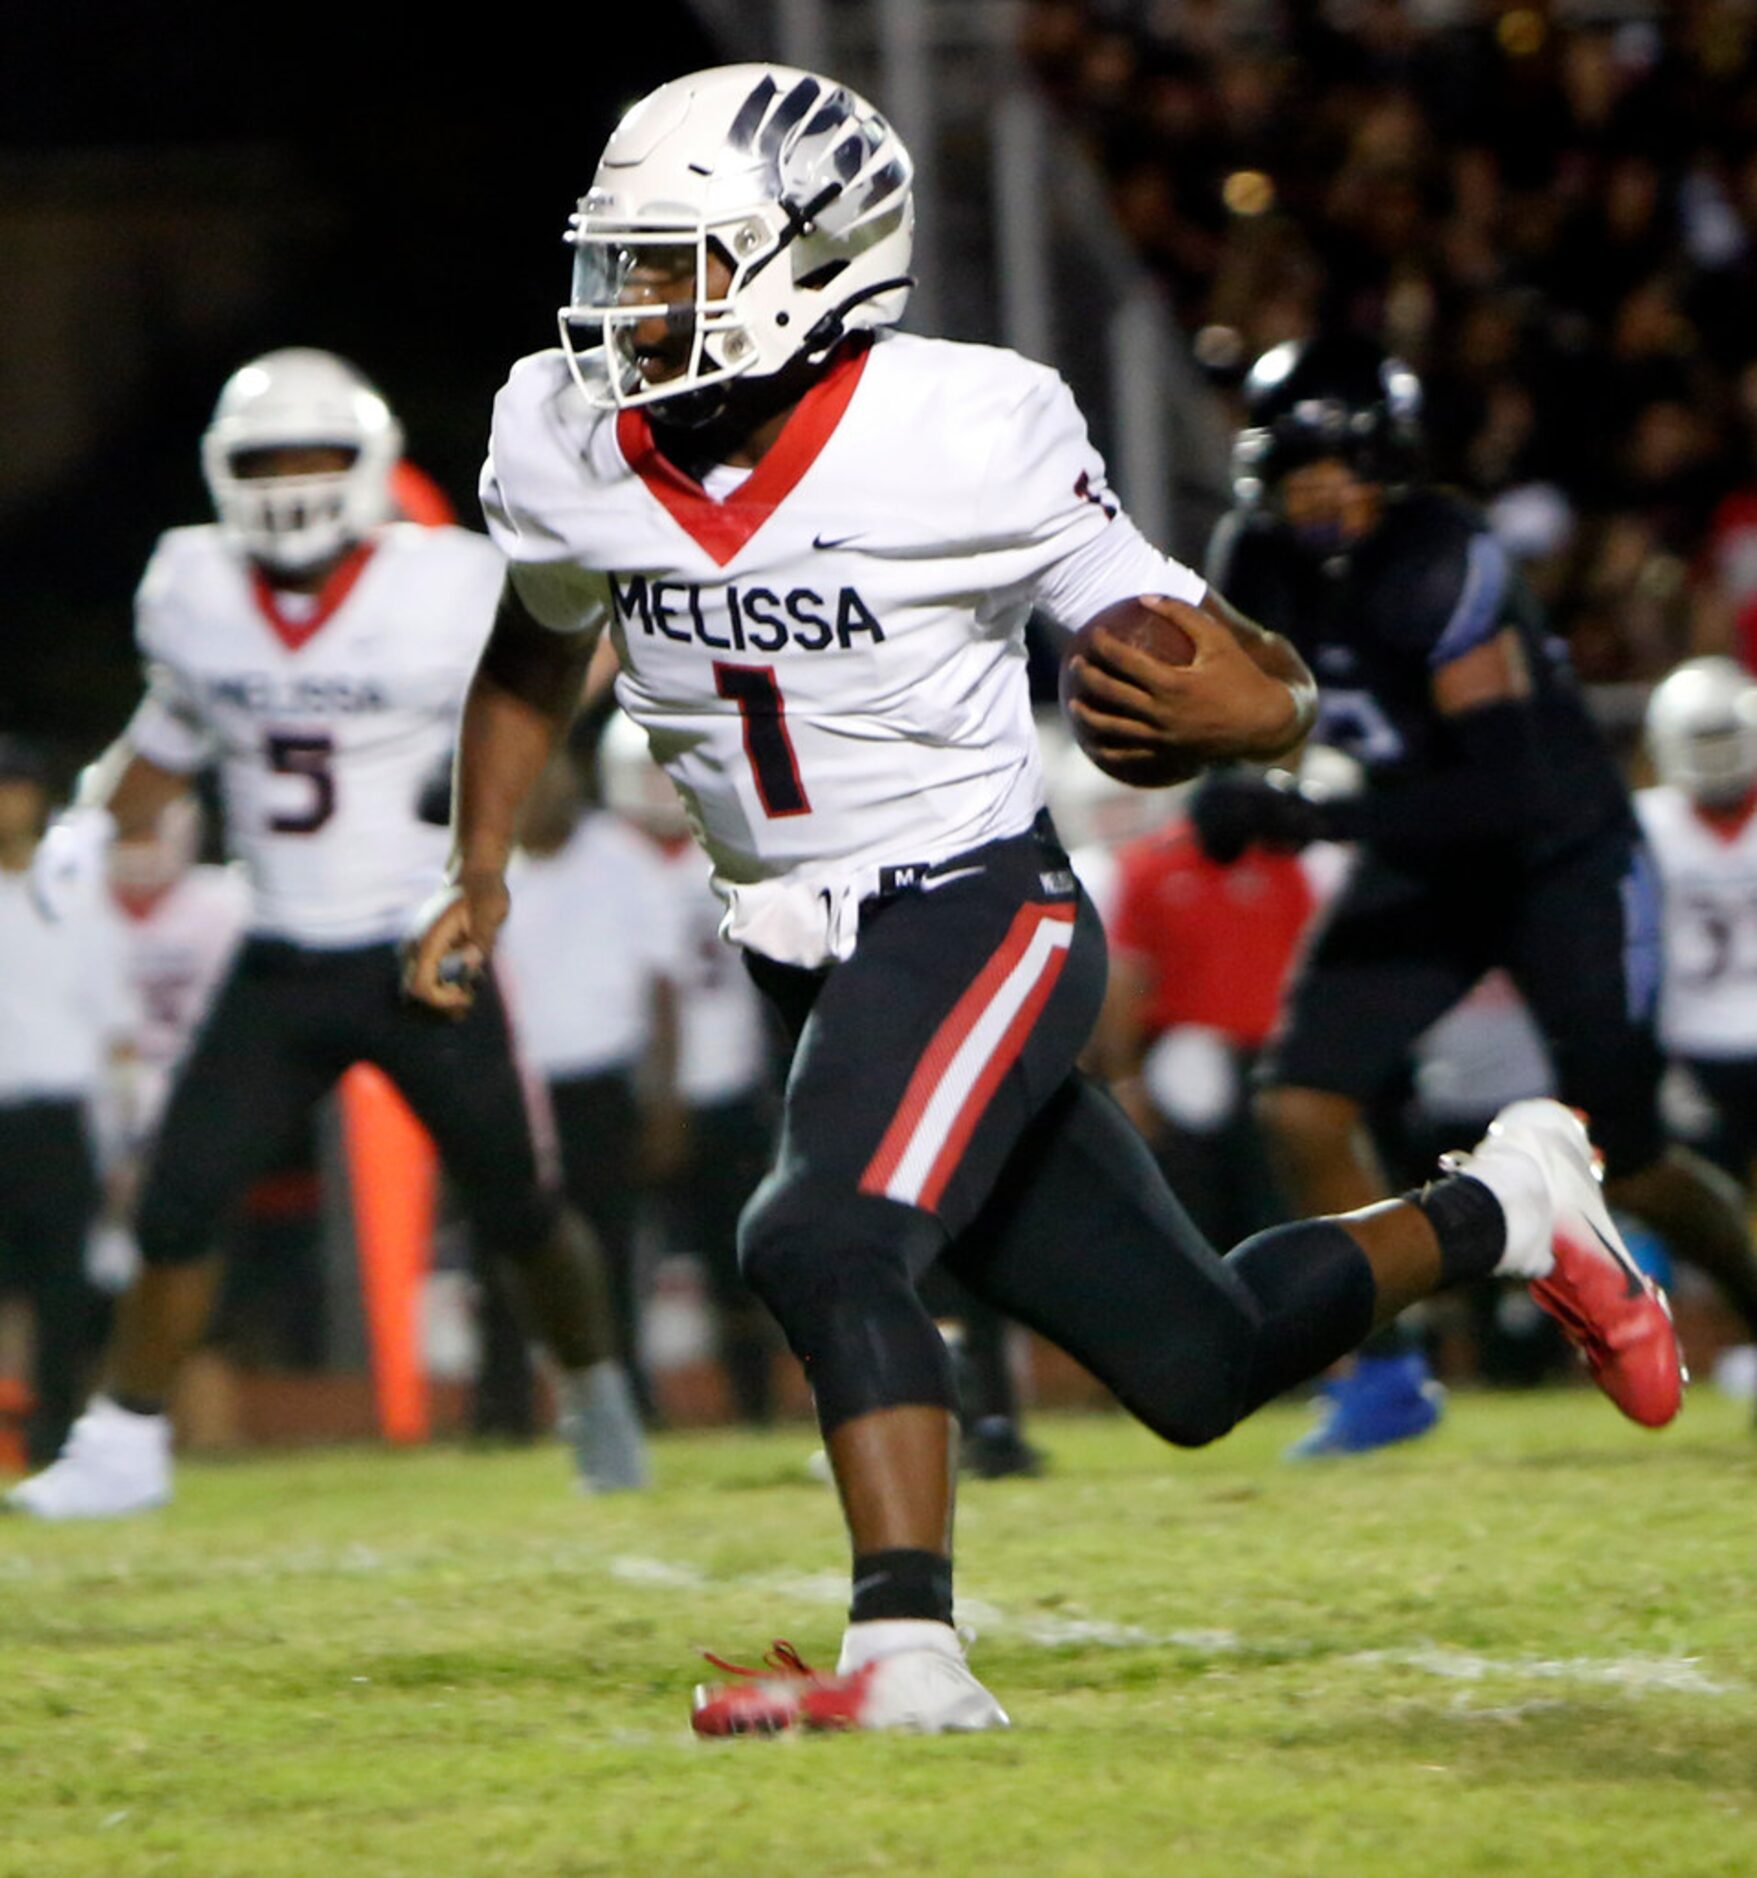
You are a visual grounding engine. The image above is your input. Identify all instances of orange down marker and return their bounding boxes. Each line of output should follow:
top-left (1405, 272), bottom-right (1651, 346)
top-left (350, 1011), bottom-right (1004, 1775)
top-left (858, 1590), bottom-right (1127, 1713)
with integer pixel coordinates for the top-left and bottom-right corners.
top-left (339, 1064), bottom-right (437, 1443)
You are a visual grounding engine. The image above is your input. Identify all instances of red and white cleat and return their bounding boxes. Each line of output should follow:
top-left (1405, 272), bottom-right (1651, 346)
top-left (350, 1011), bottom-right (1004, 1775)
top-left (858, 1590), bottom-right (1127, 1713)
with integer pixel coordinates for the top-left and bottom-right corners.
top-left (1456, 1100), bottom-right (1684, 1428)
top-left (691, 1632), bottom-right (1010, 1737)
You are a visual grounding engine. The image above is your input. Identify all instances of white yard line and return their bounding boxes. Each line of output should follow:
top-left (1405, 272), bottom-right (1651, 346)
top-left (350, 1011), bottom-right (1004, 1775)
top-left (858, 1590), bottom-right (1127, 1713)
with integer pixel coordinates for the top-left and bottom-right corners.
top-left (606, 1554), bottom-right (1741, 1697)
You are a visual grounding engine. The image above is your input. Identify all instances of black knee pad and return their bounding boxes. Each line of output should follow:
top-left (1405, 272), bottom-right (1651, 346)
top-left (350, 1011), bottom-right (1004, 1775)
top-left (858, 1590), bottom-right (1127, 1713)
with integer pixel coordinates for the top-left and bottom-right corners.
top-left (738, 1172), bottom-right (954, 1433)
top-left (1116, 1305), bottom-right (1260, 1450)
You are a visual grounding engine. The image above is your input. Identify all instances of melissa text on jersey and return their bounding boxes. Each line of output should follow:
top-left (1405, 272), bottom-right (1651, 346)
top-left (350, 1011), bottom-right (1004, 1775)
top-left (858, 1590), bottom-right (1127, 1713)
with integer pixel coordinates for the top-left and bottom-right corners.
top-left (610, 575), bottom-right (885, 654)
top-left (200, 673), bottom-right (392, 714)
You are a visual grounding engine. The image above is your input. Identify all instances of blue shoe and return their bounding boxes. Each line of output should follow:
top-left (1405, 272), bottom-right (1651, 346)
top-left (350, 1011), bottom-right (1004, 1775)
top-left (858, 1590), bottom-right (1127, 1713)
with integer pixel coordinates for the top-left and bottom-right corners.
top-left (1285, 1352), bottom-right (1444, 1459)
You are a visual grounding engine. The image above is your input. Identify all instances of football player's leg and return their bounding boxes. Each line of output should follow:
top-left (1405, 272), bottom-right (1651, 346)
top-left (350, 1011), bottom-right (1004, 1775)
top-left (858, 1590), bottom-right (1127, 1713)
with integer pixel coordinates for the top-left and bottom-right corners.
top-left (1252, 864), bottom-right (1484, 1448)
top-left (548, 1069), bottom-right (654, 1421)
top-left (707, 843), bottom-right (1098, 1731)
top-left (683, 1096), bottom-right (777, 1424)
top-left (120, 947), bottom-right (339, 1405)
top-left (1512, 833), bottom-right (1757, 1343)
top-left (373, 966), bottom-right (645, 1489)
top-left (948, 1069), bottom-right (1672, 1444)
top-left (916, 1264), bottom-right (1041, 1478)
top-left (1255, 856), bottom-right (1486, 1216)
top-left (4, 1105), bottom-right (101, 1466)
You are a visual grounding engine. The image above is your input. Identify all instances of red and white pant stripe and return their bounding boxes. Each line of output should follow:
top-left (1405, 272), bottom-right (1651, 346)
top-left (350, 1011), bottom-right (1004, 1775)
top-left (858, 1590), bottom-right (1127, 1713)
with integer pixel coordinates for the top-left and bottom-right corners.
top-left (860, 902), bottom-right (1077, 1212)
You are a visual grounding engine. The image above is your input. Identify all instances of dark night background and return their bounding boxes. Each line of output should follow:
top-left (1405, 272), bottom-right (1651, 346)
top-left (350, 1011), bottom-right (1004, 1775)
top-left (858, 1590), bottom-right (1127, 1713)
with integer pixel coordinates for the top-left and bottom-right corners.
top-left (1, 3), bottom-right (714, 758)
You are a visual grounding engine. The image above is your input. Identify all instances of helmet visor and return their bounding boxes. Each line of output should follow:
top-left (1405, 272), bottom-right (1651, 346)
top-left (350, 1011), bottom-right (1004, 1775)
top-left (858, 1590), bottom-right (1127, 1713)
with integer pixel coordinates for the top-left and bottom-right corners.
top-left (562, 217), bottom-right (752, 409)
top-left (574, 231), bottom-right (717, 400)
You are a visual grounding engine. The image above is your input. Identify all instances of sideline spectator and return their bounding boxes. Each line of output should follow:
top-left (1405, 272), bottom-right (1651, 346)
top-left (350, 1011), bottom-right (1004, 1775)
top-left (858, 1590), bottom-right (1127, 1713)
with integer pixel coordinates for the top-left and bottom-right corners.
top-left (598, 713), bottom-right (781, 1426)
top-left (1028, 2), bottom-right (1757, 681)
top-left (0, 738), bottom-right (137, 1463)
top-left (497, 748), bottom-right (687, 1424)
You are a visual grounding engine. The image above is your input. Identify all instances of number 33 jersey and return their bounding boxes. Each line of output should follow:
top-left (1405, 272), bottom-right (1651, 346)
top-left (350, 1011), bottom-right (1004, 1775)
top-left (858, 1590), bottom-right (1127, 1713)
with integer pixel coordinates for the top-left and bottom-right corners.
top-left (1636, 783), bottom-right (1757, 1059)
top-left (481, 332), bottom-right (1203, 923)
top-left (125, 522), bottom-right (503, 946)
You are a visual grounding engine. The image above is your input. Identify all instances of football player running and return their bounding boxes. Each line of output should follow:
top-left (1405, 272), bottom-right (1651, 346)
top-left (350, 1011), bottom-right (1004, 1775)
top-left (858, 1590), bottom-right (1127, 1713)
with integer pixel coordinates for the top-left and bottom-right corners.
top-left (1189, 337), bottom-right (1757, 1443)
top-left (407, 66), bottom-right (1681, 1735)
top-left (9, 349), bottom-right (646, 1519)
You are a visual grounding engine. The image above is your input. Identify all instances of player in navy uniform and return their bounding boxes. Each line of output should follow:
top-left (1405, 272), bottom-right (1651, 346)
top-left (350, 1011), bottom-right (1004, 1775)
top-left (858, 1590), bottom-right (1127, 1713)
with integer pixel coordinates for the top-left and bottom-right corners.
top-left (1192, 334), bottom-right (1757, 1449)
top-left (408, 66), bottom-right (1683, 1734)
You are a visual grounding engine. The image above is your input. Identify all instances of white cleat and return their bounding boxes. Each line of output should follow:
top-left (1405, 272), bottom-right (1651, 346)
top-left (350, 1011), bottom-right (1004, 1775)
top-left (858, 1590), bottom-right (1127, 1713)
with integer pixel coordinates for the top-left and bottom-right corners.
top-left (692, 1625), bottom-right (1010, 1736)
top-left (1448, 1100), bottom-right (1685, 1428)
top-left (4, 1396), bottom-right (173, 1519)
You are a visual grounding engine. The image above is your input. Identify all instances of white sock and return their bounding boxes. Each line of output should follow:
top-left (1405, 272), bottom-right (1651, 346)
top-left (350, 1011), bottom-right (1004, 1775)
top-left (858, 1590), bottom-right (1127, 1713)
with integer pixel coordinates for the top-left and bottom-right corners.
top-left (837, 1617), bottom-right (962, 1674)
top-left (1461, 1147), bottom-right (1555, 1279)
top-left (91, 1394), bottom-right (170, 1432)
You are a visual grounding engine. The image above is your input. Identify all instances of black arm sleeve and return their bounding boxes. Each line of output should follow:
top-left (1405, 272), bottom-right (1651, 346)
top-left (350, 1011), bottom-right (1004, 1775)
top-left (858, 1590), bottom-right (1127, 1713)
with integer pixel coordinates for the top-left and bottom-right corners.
top-left (1311, 700), bottom-right (1543, 849)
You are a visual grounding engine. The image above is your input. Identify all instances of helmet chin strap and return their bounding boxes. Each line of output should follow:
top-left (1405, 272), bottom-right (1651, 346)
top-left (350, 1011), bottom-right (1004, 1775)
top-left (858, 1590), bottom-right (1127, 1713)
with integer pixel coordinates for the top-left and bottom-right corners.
top-left (799, 275), bottom-right (916, 358)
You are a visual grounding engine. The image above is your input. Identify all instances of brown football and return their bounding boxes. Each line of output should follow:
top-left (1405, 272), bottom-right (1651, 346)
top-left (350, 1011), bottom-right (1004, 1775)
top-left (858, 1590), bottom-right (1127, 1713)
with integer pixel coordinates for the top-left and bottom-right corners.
top-left (1059, 595), bottom-right (1203, 787)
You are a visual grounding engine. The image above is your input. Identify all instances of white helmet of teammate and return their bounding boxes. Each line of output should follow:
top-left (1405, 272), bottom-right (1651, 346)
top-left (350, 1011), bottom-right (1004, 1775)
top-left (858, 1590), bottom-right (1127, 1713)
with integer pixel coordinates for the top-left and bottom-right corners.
top-left (202, 348), bottom-right (404, 572)
top-left (599, 711), bottom-right (691, 841)
top-left (1647, 657), bottom-right (1757, 806)
top-left (560, 64), bottom-right (914, 412)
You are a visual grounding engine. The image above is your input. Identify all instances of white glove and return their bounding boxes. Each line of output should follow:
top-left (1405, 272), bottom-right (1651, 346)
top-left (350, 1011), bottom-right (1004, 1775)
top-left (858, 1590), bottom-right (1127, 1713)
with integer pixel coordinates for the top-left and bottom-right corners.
top-left (29, 805), bottom-right (116, 921)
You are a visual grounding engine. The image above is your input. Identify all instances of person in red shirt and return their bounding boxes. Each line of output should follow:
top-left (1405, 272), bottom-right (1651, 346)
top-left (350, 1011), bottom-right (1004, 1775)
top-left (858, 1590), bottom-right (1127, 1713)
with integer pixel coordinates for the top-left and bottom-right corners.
top-left (1100, 815), bottom-right (1325, 1249)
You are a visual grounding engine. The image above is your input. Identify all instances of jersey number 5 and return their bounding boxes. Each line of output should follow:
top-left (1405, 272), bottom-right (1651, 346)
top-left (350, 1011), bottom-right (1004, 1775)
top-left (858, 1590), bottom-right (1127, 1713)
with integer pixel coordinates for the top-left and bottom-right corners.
top-left (714, 663), bottom-right (812, 818)
top-left (266, 732), bottom-right (336, 834)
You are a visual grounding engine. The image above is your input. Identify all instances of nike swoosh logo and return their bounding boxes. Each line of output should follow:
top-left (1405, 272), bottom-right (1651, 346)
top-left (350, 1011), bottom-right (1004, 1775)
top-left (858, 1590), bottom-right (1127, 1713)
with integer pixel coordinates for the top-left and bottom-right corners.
top-left (813, 532), bottom-right (862, 551)
top-left (1587, 1217), bottom-right (1646, 1299)
top-left (919, 866), bottom-right (985, 893)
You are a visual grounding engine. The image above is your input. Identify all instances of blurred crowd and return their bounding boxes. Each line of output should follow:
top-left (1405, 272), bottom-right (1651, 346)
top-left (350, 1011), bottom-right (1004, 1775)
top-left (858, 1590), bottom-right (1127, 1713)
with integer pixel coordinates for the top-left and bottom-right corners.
top-left (1024, 0), bottom-right (1757, 681)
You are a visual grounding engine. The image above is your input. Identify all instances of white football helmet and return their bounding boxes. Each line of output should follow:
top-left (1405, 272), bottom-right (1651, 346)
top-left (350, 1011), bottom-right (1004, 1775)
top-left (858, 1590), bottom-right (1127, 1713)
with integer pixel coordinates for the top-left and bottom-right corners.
top-left (1646, 656), bottom-right (1757, 806)
top-left (201, 348), bottom-right (403, 572)
top-left (560, 63), bottom-right (914, 412)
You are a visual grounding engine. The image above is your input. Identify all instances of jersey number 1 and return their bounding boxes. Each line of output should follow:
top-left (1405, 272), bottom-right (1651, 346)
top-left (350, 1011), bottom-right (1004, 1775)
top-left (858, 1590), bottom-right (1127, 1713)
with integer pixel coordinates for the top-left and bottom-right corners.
top-left (714, 663), bottom-right (811, 818)
top-left (266, 732), bottom-right (336, 834)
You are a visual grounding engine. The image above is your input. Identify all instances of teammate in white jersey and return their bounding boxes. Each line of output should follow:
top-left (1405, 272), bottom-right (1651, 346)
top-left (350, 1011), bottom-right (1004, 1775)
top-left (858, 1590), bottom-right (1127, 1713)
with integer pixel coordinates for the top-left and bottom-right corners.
top-left (10, 350), bottom-right (644, 1518)
top-left (407, 64), bottom-right (1681, 1734)
top-left (0, 738), bottom-right (135, 1466)
top-left (600, 709), bottom-right (781, 1424)
top-left (1639, 662), bottom-right (1757, 1223)
top-left (498, 745), bottom-right (688, 1421)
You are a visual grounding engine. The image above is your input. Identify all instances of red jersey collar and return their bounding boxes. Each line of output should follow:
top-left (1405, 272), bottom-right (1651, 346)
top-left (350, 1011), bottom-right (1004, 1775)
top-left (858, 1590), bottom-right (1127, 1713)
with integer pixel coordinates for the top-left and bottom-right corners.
top-left (1693, 787), bottom-right (1757, 844)
top-left (615, 337), bottom-right (873, 568)
top-left (249, 541), bottom-right (376, 653)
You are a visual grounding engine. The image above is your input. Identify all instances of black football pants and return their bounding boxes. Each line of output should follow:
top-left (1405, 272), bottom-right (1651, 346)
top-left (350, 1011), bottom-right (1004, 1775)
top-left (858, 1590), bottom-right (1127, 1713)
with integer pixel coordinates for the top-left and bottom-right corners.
top-left (0, 1099), bottom-right (100, 1463)
top-left (136, 939), bottom-right (560, 1269)
top-left (738, 817), bottom-right (1377, 1442)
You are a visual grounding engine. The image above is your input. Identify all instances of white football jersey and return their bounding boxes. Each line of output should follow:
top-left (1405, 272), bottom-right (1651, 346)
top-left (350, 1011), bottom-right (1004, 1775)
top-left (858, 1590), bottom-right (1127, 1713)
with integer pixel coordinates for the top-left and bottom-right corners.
top-left (498, 811), bottom-right (687, 1081)
top-left (652, 838), bottom-right (769, 1106)
top-left (113, 864), bottom-right (250, 1126)
top-left (0, 868), bottom-right (135, 1105)
top-left (126, 522), bottom-right (502, 947)
top-left (482, 332), bottom-right (1204, 964)
top-left (1636, 785), bottom-right (1757, 1058)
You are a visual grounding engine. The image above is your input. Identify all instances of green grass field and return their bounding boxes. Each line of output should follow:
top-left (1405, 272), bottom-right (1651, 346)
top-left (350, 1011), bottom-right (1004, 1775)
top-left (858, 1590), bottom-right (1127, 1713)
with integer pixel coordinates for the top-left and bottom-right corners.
top-left (5, 1392), bottom-right (1757, 1876)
